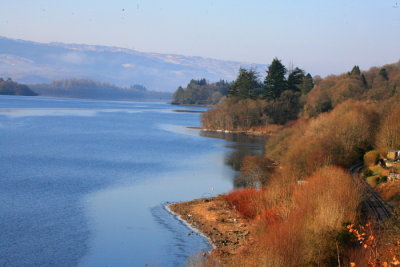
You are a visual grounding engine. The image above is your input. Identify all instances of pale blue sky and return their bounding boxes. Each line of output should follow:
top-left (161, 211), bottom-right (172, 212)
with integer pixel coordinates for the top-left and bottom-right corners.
top-left (1, 0), bottom-right (399, 76)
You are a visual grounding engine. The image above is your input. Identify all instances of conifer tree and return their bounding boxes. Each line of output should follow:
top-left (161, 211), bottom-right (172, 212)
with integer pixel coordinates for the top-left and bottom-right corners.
top-left (228, 68), bottom-right (260, 99)
top-left (379, 68), bottom-right (389, 80)
top-left (350, 65), bottom-right (361, 76)
top-left (298, 73), bottom-right (314, 95)
top-left (263, 58), bottom-right (287, 100)
top-left (361, 74), bottom-right (368, 88)
top-left (287, 67), bottom-right (305, 92)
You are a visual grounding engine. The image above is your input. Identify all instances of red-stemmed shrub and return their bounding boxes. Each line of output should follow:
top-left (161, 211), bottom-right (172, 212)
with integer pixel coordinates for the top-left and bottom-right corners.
top-left (223, 188), bottom-right (267, 219)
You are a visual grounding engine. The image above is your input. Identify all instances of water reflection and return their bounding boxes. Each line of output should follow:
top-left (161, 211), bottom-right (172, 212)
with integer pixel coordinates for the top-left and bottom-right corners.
top-left (199, 131), bottom-right (266, 187)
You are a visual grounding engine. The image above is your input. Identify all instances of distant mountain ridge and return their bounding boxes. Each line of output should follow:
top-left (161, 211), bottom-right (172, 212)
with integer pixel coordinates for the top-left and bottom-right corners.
top-left (0, 36), bottom-right (266, 92)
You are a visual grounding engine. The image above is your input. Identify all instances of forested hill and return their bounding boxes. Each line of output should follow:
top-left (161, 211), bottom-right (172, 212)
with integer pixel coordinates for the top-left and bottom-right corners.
top-left (202, 60), bottom-right (400, 266)
top-left (202, 59), bottom-right (400, 131)
top-left (30, 79), bottom-right (171, 101)
top-left (303, 62), bottom-right (400, 116)
top-left (171, 79), bottom-right (230, 105)
top-left (0, 78), bottom-right (37, 96)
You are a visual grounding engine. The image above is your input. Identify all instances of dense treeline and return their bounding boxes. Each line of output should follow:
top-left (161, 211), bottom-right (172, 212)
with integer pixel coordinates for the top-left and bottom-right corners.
top-left (171, 79), bottom-right (230, 105)
top-left (202, 98), bottom-right (269, 130)
top-left (202, 58), bottom-right (314, 130)
top-left (202, 60), bottom-right (400, 131)
top-left (0, 78), bottom-right (37, 96)
top-left (30, 79), bottom-right (171, 101)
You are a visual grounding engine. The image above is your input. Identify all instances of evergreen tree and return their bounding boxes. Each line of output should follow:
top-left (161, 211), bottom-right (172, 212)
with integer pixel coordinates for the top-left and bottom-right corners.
top-left (198, 78), bottom-right (207, 86)
top-left (172, 86), bottom-right (185, 104)
top-left (228, 68), bottom-right (260, 99)
top-left (379, 68), bottom-right (389, 80)
top-left (265, 90), bottom-right (301, 124)
top-left (298, 73), bottom-right (314, 95)
top-left (263, 58), bottom-right (287, 100)
top-left (350, 65), bottom-right (361, 76)
top-left (361, 74), bottom-right (368, 88)
top-left (287, 67), bottom-right (305, 92)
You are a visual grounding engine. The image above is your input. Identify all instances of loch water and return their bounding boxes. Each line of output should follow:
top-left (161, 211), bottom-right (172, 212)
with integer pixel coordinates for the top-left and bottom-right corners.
top-left (0, 96), bottom-right (264, 267)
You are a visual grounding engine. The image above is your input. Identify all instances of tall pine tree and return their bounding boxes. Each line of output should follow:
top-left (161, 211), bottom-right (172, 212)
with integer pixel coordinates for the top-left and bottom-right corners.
top-left (263, 58), bottom-right (287, 100)
top-left (228, 68), bottom-right (260, 99)
top-left (287, 67), bottom-right (305, 92)
top-left (350, 65), bottom-right (361, 76)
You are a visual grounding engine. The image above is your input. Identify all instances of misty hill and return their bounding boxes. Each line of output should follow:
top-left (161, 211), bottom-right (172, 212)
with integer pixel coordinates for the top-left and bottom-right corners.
top-left (0, 36), bottom-right (265, 92)
top-left (30, 79), bottom-right (171, 101)
top-left (0, 78), bottom-right (37, 96)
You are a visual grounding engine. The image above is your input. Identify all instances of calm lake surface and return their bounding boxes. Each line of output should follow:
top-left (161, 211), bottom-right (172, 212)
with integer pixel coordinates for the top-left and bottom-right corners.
top-left (0, 96), bottom-right (264, 267)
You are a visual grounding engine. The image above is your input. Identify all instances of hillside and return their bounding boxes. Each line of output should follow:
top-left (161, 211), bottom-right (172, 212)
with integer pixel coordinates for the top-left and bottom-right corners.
top-left (191, 60), bottom-right (400, 266)
top-left (0, 36), bottom-right (265, 92)
top-left (202, 60), bottom-right (400, 131)
top-left (30, 79), bottom-right (171, 101)
top-left (303, 63), bottom-right (400, 116)
top-left (0, 78), bottom-right (37, 96)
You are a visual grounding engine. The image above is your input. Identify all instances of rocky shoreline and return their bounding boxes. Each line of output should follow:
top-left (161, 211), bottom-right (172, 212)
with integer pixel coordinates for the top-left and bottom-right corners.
top-left (167, 195), bottom-right (253, 263)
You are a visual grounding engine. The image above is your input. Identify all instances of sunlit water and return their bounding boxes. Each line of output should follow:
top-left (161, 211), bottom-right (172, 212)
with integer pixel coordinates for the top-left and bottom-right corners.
top-left (0, 96), bottom-right (263, 267)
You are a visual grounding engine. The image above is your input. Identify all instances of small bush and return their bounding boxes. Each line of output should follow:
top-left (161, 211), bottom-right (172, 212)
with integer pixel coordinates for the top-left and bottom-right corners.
top-left (377, 175), bottom-right (388, 184)
top-left (363, 169), bottom-right (374, 178)
top-left (223, 188), bottom-right (267, 219)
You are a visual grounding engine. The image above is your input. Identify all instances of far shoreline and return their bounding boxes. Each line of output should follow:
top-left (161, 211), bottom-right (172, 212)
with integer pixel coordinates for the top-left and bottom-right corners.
top-left (170, 103), bottom-right (214, 107)
top-left (186, 126), bottom-right (280, 136)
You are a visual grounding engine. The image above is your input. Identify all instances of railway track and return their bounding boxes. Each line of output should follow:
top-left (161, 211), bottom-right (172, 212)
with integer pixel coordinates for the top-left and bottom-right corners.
top-left (350, 163), bottom-right (393, 223)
